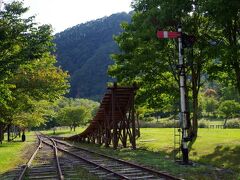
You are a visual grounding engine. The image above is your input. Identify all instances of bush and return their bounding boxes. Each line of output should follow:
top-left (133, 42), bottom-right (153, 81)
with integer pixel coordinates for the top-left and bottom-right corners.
top-left (218, 100), bottom-right (240, 118)
top-left (225, 119), bottom-right (240, 128)
top-left (143, 117), bottom-right (155, 122)
top-left (139, 119), bottom-right (178, 128)
top-left (198, 120), bottom-right (209, 128)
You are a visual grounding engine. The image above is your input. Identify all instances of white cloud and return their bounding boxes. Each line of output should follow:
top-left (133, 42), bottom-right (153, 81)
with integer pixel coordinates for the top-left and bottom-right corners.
top-left (22, 0), bottom-right (132, 33)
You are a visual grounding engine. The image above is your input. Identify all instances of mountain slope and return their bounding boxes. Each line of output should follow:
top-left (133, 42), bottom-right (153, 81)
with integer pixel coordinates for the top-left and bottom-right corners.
top-left (54, 12), bottom-right (131, 100)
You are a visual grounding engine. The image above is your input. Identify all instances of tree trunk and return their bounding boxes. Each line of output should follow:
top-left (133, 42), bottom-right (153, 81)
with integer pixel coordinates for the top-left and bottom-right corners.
top-left (188, 88), bottom-right (199, 150)
top-left (74, 126), bottom-right (76, 131)
top-left (188, 49), bottom-right (200, 150)
top-left (7, 124), bottom-right (11, 142)
top-left (0, 122), bottom-right (3, 144)
top-left (223, 118), bottom-right (228, 128)
top-left (233, 62), bottom-right (240, 95)
top-left (22, 130), bottom-right (26, 142)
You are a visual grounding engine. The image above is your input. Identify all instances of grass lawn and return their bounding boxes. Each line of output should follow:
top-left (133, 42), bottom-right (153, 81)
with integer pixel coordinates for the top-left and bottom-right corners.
top-left (46, 127), bottom-right (240, 179)
top-left (42, 126), bottom-right (85, 137)
top-left (0, 131), bottom-right (36, 174)
top-left (138, 128), bottom-right (240, 172)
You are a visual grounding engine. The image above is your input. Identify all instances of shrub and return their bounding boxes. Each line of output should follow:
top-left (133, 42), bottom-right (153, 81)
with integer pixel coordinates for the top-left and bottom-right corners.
top-left (218, 100), bottom-right (240, 118)
top-left (139, 119), bottom-right (178, 128)
top-left (225, 119), bottom-right (240, 129)
top-left (198, 120), bottom-right (209, 128)
top-left (143, 117), bottom-right (155, 122)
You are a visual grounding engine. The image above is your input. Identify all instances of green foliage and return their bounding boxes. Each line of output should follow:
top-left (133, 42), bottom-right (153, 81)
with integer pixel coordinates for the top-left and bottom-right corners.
top-left (13, 100), bottom-right (54, 128)
top-left (108, 2), bottom-right (240, 150)
top-left (201, 0), bottom-right (240, 92)
top-left (109, 1), bottom-right (219, 147)
top-left (51, 98), bottom-right (99, 130)
top-left (219, 86), bottom-right (240, 101)
top-left (204, 97), bottom-right (218, 116)
top-left (11, 54), bottom-right (69, 101)
top-left (218, 100), bottom-right (240, 118)
top-left (0, 2), bottom-right (69, 129)
top-left (109, 10), bottom-right (180, 109)
top-left (56, 97), bottom-right (99, 119)
top-left (57, 106), bottom-right (89, 131)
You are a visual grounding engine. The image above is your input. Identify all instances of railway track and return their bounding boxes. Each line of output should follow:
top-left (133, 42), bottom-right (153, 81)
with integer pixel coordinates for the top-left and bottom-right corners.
top-left (16, 133), bottom-right (181, 180)
top-left (18, 134), bottom-right (63, 180)
top-left (48, 134), bottom-right (181, 180)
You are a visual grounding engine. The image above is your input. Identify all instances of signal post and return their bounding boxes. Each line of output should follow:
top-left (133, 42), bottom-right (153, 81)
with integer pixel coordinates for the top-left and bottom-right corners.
top-left (157, 26), bottom-right (194, 164)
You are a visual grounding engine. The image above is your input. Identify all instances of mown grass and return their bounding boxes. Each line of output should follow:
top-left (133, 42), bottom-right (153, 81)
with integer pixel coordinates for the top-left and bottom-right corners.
top-left (138, 128), bottom-right (240, 172)
top-left (46, 127), bottom-right (240, 179)
top-left (41, 126), bottom-right (85, 136)
top-left (0, 132), bottom-right (36, 174)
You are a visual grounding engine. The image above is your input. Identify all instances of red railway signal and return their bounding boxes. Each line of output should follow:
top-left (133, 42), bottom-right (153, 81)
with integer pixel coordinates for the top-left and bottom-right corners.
top-left (157, 31), bottom-right (181, 39)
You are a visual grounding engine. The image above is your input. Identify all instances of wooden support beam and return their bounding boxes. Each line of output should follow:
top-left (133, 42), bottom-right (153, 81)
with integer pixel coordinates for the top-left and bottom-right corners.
top-left (112, 83), bottom-right (118, 149)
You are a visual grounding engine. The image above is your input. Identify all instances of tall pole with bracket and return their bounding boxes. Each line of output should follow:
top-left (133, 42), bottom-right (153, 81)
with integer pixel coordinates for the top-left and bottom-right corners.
top-left (177, 25), bottom-right (189, 164)
top-left (157, 26), bottom-right (190, 164)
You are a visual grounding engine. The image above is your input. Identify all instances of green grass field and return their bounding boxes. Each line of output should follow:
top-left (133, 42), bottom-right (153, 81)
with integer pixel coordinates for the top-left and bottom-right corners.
top-left (138, 128), bottom-right (240, 171)
top-left (46, 127), bottom-right (240, 179)
top-left (0, 132), bottom-right (36, 174)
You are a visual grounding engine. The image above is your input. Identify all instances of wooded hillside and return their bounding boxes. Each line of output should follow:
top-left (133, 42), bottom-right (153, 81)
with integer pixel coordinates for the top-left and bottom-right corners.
top-left (54, 12), bottom-right (131, 100)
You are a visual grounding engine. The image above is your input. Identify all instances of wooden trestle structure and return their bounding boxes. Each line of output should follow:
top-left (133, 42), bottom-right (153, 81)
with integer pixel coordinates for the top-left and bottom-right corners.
top-left (68, 83), bottom-right (139, 149)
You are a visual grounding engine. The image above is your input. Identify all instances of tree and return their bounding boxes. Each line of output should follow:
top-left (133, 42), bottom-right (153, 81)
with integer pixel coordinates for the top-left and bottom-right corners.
top-left (56, 97), bottom-right (99, 121)
top-left (204, 97), bottom-right (219, 117)
top-left (57, 106), bottom-right (90, 131)
top-left (109, 0), bottom-right (214, 149)
top-left (200, 0), bottom-right (240, 93)
top-left (11, 54), bottom-right (69, 101)
top-left (6, 53), bottom-right (70, 133)
top-left (0, 2), bottom-right (69, 142)
top-left (13, 100), bottom-right (54, 128)
top-left (218, 100), bottom-right (240, 127)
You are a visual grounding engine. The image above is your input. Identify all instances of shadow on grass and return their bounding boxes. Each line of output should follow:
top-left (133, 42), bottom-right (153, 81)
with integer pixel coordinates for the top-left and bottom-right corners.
top-left (0, 141), bottom-right (23, 148)
top-left (198, 145), bottom-right (240, 172)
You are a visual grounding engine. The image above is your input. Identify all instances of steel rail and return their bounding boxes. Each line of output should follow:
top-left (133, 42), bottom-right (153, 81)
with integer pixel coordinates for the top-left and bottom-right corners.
top-left (54, 138), bottom-right (181, 180)
top-left (18, 135), bottom-right (42, 180)
top-left (49, 138), bottom-right (64, 180)
top-left (41, 138), bottom-right (129, 179)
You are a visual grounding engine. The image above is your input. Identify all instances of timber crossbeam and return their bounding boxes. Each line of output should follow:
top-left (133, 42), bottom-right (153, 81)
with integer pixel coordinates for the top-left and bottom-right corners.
top-left (68, 83), bottom-right (139, 149)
